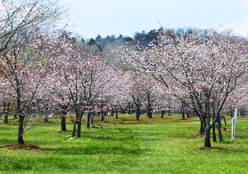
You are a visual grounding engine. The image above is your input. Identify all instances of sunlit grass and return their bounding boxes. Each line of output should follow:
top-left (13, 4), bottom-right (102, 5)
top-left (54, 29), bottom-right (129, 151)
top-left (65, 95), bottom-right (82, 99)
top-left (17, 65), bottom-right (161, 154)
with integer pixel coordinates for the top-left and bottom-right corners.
top-left (0, 113), bottom-right (248, 173)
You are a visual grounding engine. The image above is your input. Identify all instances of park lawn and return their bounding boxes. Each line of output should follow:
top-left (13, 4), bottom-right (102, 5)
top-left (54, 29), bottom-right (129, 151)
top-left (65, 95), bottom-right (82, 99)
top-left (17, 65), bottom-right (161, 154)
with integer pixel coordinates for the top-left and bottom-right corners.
top-left (0, 114), bottom-right (248, 174)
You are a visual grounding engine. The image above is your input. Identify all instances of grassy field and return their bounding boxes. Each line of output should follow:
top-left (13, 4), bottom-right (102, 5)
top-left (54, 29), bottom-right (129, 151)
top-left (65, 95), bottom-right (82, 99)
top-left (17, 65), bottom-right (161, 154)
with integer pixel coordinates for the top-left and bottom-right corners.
top-left (0, 113), bottom-right (248, 174)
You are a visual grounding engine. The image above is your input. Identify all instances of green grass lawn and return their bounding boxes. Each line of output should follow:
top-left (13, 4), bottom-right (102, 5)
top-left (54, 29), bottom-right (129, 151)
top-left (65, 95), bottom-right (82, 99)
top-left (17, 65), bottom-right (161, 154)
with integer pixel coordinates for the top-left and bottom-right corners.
top-left (0, 114), bottom-right (248, 174)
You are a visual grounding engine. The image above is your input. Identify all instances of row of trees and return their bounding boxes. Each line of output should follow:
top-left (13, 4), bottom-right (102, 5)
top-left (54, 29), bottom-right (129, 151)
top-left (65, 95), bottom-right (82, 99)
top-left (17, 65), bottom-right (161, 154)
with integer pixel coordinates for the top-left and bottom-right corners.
top-left (1, 0), bottom-right (248, 148)
top-left (118, 29), bottom-right (248, 147)
top-left (0, 0), bottom-right (163, 144)
top-left (81, 28), bottom-right (206, 53)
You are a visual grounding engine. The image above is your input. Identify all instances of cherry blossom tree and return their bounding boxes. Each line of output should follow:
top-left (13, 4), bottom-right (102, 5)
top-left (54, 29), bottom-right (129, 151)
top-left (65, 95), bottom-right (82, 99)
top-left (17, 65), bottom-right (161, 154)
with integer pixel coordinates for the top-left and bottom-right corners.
top-left (118, 29), bottom-right (248, 147)
top-left (0, 30), bottom-right (66, 144)
top-left (0, 0), bottom-right (65, 55)
top-left (43, 40), bottom-right (123, 137)
top-left (0, 0), bottom-right (67, 144)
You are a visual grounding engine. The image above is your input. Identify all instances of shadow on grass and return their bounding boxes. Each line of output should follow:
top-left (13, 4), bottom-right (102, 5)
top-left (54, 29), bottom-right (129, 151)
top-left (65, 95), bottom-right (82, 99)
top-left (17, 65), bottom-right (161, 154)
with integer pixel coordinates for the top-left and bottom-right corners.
top-left (191, 147), bottom-right (228, 152)
top-left (191, 146), bottom-right (248, 153)
top-left (42, 145), bottom-right (146, 155)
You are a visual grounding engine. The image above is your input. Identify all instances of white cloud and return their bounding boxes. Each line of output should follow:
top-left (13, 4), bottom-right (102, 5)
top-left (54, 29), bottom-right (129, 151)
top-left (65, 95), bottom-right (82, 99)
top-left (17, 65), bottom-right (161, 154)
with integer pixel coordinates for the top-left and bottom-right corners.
top-left (216, 17), bottom-right (248, 37)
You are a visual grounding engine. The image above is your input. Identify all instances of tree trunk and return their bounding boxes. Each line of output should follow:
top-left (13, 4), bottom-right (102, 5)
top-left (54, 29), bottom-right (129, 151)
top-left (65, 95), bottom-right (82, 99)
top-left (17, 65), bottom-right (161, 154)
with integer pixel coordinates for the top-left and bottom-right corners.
top-left (204, 126), bottom-right (211, 147)
top-left (182, 110), bottom-right (185, 120)
top-left (204, 102), bottom-right (211, 147)
top-left (128, 103), bottom-right (131, 114)
top-left (72, 112), bottom-right (83, 138)
top-left (111, 108), bottom-right (114, 116)
top-left (18, 115), bottom-right (25, 144)
top-left (86, 112), bottom-right (90, 128)
top-left (77, 116), bottom-right (82, 138)
top-left (147, 110), bottom-right (152, 118)
top-left (90, 113), bottom-right (94, 124)
top-left (136, 107), bottom-right (140, 121)
top-left (212, 124), bottom-right (216, 142)
top-left (147, 92), bottom-right (152, 118)
top-left (115, 109), bottom-right (118, 119)
top-left (222, 116), bottom-right (226, 125)
top-left (61, 110), bottom-right (67, 131)
top-left (101, 112), bottom-right (105, 122)
top-left (4, 115), bottom-right (8, 124)
top-left (44, 105), bottom-right (49, 122)
top-left (217, 123), bottom-right (223, 143)
top-left (72, 121), bottom-right (77, 137)
top-left (120, 108), bottom-right (124, 114)
top-left (212, 113), bottom-right (216, 142)
top-left (241, 111), bottom-right (245, 118)
top-left (186, 109), bottom-right (189, 118)
top-left (199, 117), bottom-right (206, 135)
top-left (181, 101), bottom-right (185, 120)
top-left (44, 115), bottom-right (48, 122)
top-left (161, 110), bottom-right (165, 118)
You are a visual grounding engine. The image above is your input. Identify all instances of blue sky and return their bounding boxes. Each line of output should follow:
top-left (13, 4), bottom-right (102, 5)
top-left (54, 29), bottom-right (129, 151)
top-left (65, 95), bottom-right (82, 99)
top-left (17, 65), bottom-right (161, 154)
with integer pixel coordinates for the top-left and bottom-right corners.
top-left (59, 0), bottom-right (248, 39)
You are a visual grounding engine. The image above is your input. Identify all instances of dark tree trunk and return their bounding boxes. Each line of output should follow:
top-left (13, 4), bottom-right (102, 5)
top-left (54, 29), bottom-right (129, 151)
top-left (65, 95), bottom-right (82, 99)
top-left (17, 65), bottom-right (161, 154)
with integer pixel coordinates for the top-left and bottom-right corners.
top-left (111, 108), bottom-right (114, 116)
top-left (182, 110), bottom-right (185, 120)
top-left (161, 110), bottom-right (165, 118)
top-left (222, 116), bottom-right (226, 125)
top-left (204, 102), bottom-right (211, 147)
top-left (212, 124), bottom-right (216, 142)
top-left (77, 116), bottom-right (82, 138)
top-left (181, 101), bottom-right (185, 120)
top-left (115, 109), bottom-right (118, 119)
top-left (147, 110), bottom-right (152, 118)
top-left (136, 107), bottom-right (140, 121)
top-left (241, 111), bottom-right (245, 118)
top-left (61, 109), bottom-right (67, 131)
top-left (216, 123), bottom-right (223, 143)
top-left (120, 108), bottom-right (124, 114)
top-left (90, 113), bottom-right (94, 124)
top-left (86, 112), bottom-right (90, 128)
top-left (61, 115), bottom-right (66, 131)
top-left (147, 92), bottom-right (152, 118)
top-left (4, 115), bottom-right (8, 124)
top-left (101, 112), bottom-right (105, 122)
top-left (3, 102), bottom-right (8, 123)
top-left (14, 114), bottom-right (17, 119)
top-left (168, 109), bottom-right (171, 116)
top-left (45, 105), bottom-right (49, 122)
top-left (72, 121), bottom-right (77, 137)
top-left (72, 113), bottom-right (83, 138)
top-left (199, 117), bottom-right (206, 135)
top-left (128, 103), bottom-right (131, 114)
top-left (212, 113), bottom-right (216, 142)
top-left (44, 115), bottom-right (48, 122)
top-left (186, 108), bottom-right (189, 118)
top-left (204, 126), bottom-right (211, 147)
top-left (18, 115), bottom-right (25, 144)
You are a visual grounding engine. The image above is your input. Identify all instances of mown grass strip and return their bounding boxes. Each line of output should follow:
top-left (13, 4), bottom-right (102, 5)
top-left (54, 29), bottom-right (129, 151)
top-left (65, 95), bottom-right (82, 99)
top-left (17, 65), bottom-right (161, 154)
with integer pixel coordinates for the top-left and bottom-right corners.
top-left (0, 114), bottom-right (248, 174)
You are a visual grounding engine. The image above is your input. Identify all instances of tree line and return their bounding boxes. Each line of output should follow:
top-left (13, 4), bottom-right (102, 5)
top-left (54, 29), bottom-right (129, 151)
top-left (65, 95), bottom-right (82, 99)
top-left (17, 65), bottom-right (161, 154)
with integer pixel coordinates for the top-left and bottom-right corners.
top-left (1, 0), bottom-right (248, 148)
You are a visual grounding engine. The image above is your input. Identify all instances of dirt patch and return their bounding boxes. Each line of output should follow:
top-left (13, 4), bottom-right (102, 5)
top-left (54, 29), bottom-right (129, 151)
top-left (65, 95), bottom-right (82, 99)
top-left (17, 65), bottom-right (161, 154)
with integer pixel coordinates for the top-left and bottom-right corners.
top-left (192, 147), bottom-right (228, 152)
top-left (188, 133), bottom-right (204, 137)
top-left (0, 144), bottom-right (40, 150)
top-left (57, 130), bottom-right (72, 133)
